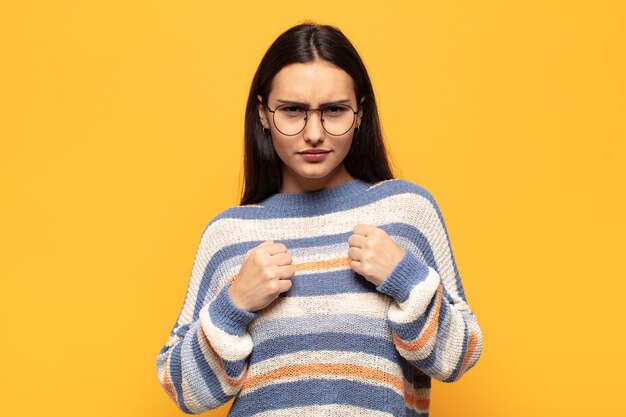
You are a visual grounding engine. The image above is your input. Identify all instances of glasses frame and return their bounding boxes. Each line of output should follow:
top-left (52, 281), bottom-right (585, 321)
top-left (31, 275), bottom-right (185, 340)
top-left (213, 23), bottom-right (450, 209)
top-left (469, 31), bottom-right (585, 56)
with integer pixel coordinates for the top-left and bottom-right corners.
top-left (265, 103), bottom-right (359, 136)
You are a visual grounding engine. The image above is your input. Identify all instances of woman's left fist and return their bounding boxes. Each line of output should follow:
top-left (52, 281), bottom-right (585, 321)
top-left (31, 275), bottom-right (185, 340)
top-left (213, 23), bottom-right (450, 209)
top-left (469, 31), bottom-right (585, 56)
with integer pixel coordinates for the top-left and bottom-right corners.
top-left (347, 224), bottom-right (406, 287)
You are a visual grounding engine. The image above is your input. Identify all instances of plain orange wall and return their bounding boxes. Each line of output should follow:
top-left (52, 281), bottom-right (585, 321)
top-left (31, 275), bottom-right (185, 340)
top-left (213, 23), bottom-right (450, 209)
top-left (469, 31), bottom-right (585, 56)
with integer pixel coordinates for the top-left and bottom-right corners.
top-left (1, 1), bottom-right (625, 416)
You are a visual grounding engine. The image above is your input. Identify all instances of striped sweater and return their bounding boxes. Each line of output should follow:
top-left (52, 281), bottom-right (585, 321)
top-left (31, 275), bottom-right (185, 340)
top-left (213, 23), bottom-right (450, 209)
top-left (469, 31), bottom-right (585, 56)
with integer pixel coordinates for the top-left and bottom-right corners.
top-left (156, 177), bottom-right (483, 416)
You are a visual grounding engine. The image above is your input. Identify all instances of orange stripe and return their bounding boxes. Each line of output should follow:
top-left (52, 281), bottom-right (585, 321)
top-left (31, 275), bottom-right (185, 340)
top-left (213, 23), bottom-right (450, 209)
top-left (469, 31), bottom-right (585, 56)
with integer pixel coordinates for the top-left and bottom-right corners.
top-left (295, 256), bottom-right (352, 272)
top-left (200, 324), bottom-right (248, 388)
top-left (404, 392), bottom-right (430, 411)
top-left (228, 256), bottom-right (353, 284)
top-left (242, 363), bottom-right (403, 392)
top-left (458, 330), bottom-right (478, 376)
top-left (392, 283), bottom-right (443, 352)
top-left (163, 355), bottom-right (177, 403)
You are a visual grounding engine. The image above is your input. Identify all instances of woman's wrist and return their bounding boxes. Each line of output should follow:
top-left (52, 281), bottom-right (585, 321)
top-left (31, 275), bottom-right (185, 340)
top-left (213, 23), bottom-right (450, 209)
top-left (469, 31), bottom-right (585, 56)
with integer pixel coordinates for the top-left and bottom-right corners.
top-left (227, 284), bottom-right (251, 312)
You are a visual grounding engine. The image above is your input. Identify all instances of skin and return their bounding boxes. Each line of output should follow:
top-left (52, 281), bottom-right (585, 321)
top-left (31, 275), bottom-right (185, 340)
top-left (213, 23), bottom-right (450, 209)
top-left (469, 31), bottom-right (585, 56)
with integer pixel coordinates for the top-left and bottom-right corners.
top-left (228, 60), bottom-right (406, 312)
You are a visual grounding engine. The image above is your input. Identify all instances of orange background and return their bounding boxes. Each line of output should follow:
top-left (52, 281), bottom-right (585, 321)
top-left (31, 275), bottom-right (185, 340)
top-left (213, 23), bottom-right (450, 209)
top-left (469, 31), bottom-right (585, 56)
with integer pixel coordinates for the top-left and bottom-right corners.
top-left (1, 1), bottom-right (625, 416)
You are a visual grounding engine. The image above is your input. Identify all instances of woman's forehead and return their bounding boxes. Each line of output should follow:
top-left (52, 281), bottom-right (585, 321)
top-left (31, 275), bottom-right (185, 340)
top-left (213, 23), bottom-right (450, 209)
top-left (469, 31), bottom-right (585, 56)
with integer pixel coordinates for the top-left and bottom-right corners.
top-left (268, 61), bottom-right (356, 104)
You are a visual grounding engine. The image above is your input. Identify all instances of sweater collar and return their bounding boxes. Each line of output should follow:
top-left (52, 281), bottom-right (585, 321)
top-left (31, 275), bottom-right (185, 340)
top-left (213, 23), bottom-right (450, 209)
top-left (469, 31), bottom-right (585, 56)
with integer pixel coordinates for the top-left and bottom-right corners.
top-left (260, 178), bottom-right (373, 214)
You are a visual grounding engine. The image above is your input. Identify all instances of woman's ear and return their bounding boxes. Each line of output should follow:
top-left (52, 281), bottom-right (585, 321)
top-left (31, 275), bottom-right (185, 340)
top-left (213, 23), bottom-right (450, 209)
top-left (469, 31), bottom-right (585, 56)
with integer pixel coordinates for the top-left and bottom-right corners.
top-left (257, 95), bottom-right (267, 128)
top-left (357, 96), bottom-right (365, 127)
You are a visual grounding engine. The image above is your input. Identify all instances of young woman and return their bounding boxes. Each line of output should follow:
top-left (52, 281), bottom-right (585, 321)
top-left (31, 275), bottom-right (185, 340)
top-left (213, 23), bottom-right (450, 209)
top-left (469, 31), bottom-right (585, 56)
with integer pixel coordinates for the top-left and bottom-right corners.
top-left (156, 22), bottom-right (482, 416)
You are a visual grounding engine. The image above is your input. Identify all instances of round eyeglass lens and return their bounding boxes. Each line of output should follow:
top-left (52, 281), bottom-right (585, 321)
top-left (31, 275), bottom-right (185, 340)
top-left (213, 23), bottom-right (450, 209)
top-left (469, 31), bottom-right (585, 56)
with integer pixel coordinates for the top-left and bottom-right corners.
top-left (273, 104), bottom-right (356, 136)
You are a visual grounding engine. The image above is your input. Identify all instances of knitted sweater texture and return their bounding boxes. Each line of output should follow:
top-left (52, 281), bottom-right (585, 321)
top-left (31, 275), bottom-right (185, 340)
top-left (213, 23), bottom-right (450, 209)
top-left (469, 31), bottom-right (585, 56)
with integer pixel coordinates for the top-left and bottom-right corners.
top-left (156, 178), bottom-right (483, 416)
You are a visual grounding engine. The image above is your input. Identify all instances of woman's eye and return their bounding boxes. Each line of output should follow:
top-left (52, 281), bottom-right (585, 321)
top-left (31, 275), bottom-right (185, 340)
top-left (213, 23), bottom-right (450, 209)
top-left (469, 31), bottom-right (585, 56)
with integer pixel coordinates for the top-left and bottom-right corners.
top-left (325, 106), bottom-right (346, 115)
top-left (280, 106), bottom-right (304, 115)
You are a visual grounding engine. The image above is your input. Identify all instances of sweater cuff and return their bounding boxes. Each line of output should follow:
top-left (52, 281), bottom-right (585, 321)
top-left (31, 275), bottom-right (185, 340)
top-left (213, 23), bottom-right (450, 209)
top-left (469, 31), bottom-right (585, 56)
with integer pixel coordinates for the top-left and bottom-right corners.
top-left (375, 249), bottom-right (432, 303)
top-left (207, 283), bottom-right (257, 336)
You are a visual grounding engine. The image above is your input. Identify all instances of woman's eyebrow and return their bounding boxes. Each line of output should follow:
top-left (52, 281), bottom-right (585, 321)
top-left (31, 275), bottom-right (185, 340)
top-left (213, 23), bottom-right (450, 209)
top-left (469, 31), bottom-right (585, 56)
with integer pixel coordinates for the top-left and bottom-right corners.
top-left (277, 98), bottom-right (351, 107)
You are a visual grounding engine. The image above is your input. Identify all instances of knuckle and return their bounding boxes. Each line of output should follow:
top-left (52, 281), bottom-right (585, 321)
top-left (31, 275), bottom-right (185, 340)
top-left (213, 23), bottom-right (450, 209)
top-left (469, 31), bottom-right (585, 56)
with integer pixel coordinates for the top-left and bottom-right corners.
top-left (267, 280), bottom-right (280, 293)
top-left (265, 269), bottom-right (276, 280)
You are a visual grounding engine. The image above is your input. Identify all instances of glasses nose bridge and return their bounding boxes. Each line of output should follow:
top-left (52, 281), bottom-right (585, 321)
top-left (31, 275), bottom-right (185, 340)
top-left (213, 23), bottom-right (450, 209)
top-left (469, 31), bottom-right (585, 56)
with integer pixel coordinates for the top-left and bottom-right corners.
top-left (304, 108), bottom-right (324, 121)
top-left (303, 108), bottom-right (326, 132)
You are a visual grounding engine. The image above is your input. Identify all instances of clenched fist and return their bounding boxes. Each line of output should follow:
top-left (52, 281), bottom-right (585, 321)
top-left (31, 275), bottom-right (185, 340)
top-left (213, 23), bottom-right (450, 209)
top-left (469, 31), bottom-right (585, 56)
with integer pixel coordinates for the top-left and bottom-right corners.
top-left (228, 240), bottom-right (296, 313)
top-left (347, 224), bottom-right (406, 287)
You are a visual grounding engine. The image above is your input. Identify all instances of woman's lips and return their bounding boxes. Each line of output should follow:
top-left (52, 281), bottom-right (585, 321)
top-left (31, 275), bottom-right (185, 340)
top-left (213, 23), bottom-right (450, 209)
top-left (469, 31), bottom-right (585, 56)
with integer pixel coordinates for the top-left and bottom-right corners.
top-left (298, 151), bottom-right (330, 162)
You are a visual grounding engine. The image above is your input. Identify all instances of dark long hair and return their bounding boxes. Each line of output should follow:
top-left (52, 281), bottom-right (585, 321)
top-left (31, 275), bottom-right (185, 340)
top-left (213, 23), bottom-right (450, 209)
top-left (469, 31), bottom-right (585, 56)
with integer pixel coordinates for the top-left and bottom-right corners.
top-left (240, 21), bottom-right (396, 205)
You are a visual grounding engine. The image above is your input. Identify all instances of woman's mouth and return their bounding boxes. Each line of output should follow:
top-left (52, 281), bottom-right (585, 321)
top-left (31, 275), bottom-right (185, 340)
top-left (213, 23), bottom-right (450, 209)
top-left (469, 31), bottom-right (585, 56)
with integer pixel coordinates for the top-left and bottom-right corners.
top-left (298, 150), bottom-right (330, 162)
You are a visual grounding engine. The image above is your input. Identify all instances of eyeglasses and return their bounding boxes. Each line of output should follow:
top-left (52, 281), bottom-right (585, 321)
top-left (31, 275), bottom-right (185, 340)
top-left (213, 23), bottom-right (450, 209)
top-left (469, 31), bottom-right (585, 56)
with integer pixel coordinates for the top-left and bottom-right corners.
top-left (265, 103), bottom-right (359, 136)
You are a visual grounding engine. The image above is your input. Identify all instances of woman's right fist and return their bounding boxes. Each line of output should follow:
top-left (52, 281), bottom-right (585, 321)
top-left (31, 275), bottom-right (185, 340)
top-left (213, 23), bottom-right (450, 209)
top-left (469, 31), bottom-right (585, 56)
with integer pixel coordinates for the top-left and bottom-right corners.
top-left (227, 240), bottom-right (296, 313)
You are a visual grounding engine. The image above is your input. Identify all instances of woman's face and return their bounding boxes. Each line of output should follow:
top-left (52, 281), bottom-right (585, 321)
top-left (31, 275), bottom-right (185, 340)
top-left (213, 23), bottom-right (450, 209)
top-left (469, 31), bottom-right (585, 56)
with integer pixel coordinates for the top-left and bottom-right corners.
top-left (257, 60), bottom-right (363, 193)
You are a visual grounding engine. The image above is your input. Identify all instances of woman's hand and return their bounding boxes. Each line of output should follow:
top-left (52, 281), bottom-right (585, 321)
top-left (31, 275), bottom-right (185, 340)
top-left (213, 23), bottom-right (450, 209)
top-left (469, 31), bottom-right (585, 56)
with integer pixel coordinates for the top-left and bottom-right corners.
top-left (228, 240), bottom-right (296, 313)
top-left (347, 224), bottom-right (406, 287)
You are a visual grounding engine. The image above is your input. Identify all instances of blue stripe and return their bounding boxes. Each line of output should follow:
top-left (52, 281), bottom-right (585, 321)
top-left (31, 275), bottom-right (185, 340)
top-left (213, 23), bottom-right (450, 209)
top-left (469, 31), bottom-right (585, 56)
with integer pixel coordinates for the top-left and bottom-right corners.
top-left (406, 407), bottom-right (430, 417)
top-left (223, 178), bottom-right (434, 220)
top-left (250, 332), bottom-right (403, 365)
top-left (282, 268), bottom-right (376, 296)
top-left (432, 296), bottom-right (454, 357)
top-left (175, 323), bottom-right (190, 338)
top-left (189, 327), bottom-right (231, 405)
top-left (207, 284), bottom-right (256, 335)
top-left (251, 314), bottom-right (391, 345)
top-left (400, 357), bottom-right (432, 389)
top-left (169, 343), bottom-right (192, 413)
top-left (384, 223), bottom-right (437, 266)
top-left (230, 379), bottom-right (406, 416)
top-left (222, 357), bottom-right (247, 378)
top-left (444, 317), bottom-right (470, 382)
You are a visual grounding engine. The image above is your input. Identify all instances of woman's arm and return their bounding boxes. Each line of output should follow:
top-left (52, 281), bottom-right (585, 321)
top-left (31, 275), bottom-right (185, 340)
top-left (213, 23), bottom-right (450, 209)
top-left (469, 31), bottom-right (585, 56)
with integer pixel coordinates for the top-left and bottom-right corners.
top-left (156, 222), bottom-right (257, 414)
top-left (375, 192), bottom-right (483, 382)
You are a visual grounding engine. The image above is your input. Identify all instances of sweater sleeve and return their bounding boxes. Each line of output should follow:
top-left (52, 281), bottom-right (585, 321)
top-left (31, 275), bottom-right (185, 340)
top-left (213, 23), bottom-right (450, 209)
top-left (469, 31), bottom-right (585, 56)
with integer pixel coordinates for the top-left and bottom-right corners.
top-left (375, 192), bottom-right (483, 383)
top-left (156, 221), bottom-right (257, 414)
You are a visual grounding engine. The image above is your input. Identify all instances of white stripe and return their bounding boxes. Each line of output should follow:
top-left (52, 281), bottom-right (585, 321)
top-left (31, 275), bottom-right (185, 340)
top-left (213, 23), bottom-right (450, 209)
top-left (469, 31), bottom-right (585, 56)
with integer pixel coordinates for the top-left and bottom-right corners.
top-left (252, 404), bottom-right (396, 417)
top-left (387, 267), bottom-right (441, 324)
top-left (198, 303), bottom-right (253, 362)
top-left (194, 319), bottom-right (245, 398)
top-left (181, 374), bottom-right (210, 414)
top-left (247, 350), bottom-right (401, 378)
top-left (248, 292), bottom-right (392, 329)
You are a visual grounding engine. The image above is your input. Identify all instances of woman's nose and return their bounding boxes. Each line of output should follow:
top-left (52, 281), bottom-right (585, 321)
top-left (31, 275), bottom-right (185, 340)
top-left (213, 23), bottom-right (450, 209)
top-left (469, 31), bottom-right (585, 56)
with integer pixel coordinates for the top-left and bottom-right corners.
top-left (303, 110), bottom-right (325, 142)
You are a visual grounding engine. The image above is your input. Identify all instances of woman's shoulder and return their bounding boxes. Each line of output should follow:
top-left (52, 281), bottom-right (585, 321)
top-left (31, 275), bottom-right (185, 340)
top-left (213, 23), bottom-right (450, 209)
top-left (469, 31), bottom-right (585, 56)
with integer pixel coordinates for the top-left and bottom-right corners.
top-left (198, 201), bottom-right (271, 233)
top-left (370, 177), bottom-right (436, 202)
